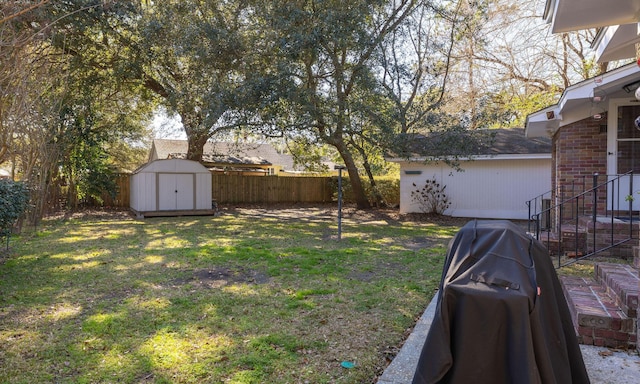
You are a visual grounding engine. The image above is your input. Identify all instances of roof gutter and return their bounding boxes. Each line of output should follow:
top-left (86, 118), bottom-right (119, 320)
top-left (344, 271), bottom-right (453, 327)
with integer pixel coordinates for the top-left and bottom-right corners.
top-left (542, 0), bottom-right (556, 24)
top-left (386, 153), bottom-right (551, 163)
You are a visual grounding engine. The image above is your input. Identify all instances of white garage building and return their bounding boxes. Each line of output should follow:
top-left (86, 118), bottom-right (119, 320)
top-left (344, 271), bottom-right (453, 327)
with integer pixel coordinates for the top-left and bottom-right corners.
top-left (388, 128), bottom-right (551, 220)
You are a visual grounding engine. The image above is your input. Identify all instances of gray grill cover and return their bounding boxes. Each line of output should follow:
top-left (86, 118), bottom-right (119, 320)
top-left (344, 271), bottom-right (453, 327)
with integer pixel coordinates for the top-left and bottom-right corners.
top-left (412, 220), bottom-right (589, 384)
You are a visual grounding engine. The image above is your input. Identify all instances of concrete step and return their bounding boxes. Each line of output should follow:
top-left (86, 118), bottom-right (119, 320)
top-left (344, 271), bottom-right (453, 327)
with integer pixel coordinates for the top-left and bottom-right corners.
top-left (561, 275), bottom-right (636, 349)
top-left (594, 262), bottom-right (640, 318)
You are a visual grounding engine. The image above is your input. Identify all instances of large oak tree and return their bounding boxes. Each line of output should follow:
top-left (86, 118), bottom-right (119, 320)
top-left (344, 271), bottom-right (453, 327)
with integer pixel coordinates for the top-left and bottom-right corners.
top-left (259, 0), bottom-right (422, 208)
top-left (1, 1), bottom-right (152, 219)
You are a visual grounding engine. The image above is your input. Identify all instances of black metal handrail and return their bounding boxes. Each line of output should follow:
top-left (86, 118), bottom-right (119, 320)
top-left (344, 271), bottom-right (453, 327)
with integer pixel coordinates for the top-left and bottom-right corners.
top-left (526, 176), bottom-right (587, 234)
top-left (528, 172), bottom-right (637, 268)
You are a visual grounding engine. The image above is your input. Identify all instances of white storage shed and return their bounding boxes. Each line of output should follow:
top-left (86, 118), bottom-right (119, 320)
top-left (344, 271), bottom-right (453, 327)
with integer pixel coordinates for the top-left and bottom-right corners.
top-left (130, 159), bottom-right (214, 218)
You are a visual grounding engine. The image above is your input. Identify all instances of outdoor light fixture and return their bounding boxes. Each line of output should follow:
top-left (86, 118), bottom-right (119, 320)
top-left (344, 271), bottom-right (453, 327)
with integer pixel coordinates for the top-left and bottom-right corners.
top-left (590, 104), bottom-right (605, 121)
top-left (591, 89), bottom-right (606, 103)
top-left (590, 87), bottom-right (607, 121)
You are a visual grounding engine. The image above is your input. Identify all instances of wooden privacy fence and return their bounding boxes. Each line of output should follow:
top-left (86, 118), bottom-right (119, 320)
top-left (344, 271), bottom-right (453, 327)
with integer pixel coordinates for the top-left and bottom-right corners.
top-left (212, 174), bottom-right (333, 204)
top-left (101, 173), bottom-right (131, 207)
top-left (101, 174), bottom-right (334, 207)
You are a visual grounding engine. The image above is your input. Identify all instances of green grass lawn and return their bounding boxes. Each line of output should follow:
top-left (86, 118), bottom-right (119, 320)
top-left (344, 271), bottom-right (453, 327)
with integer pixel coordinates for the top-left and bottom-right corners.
top-left (0, 206), bottom-right (463, 384)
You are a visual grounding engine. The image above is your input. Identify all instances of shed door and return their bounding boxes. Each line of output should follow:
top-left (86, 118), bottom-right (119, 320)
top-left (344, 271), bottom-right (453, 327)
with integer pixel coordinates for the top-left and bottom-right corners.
top-left (158, 173), bottom-right (195, 210)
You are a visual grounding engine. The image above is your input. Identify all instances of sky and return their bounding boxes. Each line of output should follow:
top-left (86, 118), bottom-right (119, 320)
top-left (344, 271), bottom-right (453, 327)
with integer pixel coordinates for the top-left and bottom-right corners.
top-left (151, 108), bottom-right (186, 140)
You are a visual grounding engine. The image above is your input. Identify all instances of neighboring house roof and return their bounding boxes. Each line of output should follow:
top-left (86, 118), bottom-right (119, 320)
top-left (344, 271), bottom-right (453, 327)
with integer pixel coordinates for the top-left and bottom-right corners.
top-left (149, 139), bottom-right (342, 173)
top-left (526, 63), bottom-right (640, 138)
top-left (387, 128), bottom-right (551, 162)
top-left (150, 139), bottom-right (290, 167)
top-left (168, 152), bottom-right (272, 166)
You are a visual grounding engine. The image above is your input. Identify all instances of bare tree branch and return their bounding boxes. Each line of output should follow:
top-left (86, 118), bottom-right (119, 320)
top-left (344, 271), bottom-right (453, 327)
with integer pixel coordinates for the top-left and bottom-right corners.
top-left (0, 0), bottom-right (50, 25)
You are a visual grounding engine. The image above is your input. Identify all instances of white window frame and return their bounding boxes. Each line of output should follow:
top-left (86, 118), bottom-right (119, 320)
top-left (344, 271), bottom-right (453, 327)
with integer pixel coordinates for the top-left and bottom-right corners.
top-left (607, 98), bottom-right (640, 175)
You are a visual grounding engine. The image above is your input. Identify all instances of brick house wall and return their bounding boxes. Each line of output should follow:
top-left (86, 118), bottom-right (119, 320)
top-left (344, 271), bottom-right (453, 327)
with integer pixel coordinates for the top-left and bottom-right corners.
top-left (552, 114), bottom-right (609, 216)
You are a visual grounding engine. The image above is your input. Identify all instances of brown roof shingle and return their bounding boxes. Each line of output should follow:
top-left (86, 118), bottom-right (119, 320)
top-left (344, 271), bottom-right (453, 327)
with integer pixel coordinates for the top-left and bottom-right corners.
top-left (389, 128), bottom-right (550, 159)
top-left (150, 139), bottom-right (293, 167)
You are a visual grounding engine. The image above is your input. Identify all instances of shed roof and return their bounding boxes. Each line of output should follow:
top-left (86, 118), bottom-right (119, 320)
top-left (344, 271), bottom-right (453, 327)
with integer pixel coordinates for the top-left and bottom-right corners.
top-left (133, 159), bottom-right (210, 174)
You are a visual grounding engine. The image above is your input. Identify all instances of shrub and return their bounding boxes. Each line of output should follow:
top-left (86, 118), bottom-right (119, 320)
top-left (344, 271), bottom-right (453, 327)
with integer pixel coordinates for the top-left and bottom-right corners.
top-left (0, 179), bottom-right (30, 249)
top-left (330, 176), bottom-right (400, 206)
top-left (410, 178), bottom-right (451, 214)
top-left (368, 176), bottom-right (400, 206)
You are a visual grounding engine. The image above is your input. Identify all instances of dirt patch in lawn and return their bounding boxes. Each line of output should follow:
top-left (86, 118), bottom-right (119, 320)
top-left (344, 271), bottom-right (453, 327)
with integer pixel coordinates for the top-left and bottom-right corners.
top-left (171, 267), bottom-right (271, 289)
top-left (42, 203), bottom-right (472, 227)
top-left (44, 207), bottom-right (135, 221)
top-left (220, 203), bottom-right (470, 226)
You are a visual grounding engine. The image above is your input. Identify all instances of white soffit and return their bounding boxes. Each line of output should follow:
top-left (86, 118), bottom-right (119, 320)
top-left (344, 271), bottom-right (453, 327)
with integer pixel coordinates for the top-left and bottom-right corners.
top-left (594, 24), bottom-right (640, 63)
top-left (547, 0), bottom-right (640, 33)
top-left (525, 106), bottom-right (559, 138)
top-left (525, 64), bottom-right (640, 138)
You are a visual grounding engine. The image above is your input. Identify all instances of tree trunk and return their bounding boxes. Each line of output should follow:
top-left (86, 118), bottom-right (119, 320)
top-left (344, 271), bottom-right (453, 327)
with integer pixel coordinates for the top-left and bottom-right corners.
top-left (362, 159), bottom-right (386, 208)
top-left (186, 133), bottom-right (208, 162)
top-left (181, 110), bottom-right (208, 162)
top-left (345, 161), bottom-right (370, 209)
top-left (67, 171), bottom-right (78, 211)
top-left (334, 140), bottom-right (370, 209)
top-left (352, 140), bottom-right (386, 208)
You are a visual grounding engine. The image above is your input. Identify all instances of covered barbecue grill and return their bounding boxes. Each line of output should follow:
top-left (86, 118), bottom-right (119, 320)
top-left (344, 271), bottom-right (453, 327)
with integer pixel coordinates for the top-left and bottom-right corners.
top-left (412, 220), bottom-right (589, 384)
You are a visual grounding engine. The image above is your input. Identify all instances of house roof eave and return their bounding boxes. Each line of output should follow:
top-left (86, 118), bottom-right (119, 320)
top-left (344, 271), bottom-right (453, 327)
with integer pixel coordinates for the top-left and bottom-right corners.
top-left (526, 64), bottom-right (640, 137)
top-left (593, 24), bottom-right (640, 64)
top-left (525, 106), bottom-right (560, 138)
top-left (546, 0), bottom-right (640, 34)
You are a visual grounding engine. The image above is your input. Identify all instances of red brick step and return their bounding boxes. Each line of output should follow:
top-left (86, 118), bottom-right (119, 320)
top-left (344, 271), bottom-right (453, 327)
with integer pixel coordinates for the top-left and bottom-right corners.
top-left (561, 275), bottom-right (636, 349)
top-left (594, 263), bottom-right (640, 318)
